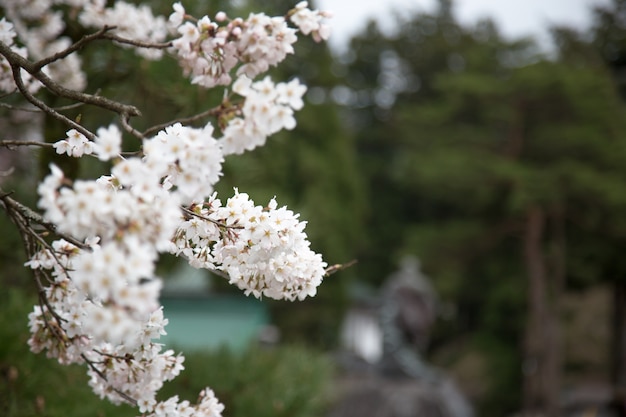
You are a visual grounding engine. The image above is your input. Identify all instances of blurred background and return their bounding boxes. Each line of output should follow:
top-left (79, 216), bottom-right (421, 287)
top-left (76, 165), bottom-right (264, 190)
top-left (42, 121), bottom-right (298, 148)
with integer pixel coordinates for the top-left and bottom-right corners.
top-left (2, 0), bottom-right (626, 415)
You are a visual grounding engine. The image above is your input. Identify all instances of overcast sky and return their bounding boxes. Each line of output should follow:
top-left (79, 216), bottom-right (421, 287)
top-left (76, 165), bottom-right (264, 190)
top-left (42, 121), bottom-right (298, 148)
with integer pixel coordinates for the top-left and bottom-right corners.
top-left (315, 0), bottom-right (612, 52)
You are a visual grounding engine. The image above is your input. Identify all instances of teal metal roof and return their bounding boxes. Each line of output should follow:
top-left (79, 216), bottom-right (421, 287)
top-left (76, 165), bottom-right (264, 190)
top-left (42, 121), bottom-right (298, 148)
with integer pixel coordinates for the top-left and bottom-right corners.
top-left (159, 295), bottom-right (270, 352)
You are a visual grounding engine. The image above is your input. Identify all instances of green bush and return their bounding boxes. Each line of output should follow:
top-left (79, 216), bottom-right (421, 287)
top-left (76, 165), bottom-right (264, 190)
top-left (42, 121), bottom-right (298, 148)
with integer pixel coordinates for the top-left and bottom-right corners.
top-left (0, 288), bottom-right (334, 417)
top-left (158, 345), bottom-right (333, 417)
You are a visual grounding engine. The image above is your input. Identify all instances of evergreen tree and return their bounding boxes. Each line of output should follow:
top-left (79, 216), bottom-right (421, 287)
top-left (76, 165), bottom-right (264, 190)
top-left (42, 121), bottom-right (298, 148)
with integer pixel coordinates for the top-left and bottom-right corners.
top-left (343, 1), bottom-right (626, 414)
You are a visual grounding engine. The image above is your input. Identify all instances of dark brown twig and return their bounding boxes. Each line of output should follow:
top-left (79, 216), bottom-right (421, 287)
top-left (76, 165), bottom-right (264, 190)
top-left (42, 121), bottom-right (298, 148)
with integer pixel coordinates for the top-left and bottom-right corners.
top-left (0, 140), bottom-right (54, 148)
top-left (5, 57), bottom-right (95, 139)
top-left (33, 27), bottom-right (115, 71)
top-left (142, 104), bottom-right (230, 137)
top-left (325, 259), bottom-right (357, 276)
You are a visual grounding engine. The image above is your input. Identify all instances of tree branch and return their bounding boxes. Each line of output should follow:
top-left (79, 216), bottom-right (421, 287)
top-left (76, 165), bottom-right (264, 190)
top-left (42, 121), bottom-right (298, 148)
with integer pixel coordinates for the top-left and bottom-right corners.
top-left (5, 56), bottom-right (95, 139)
top-left (32, 27), bottom-right (115, 71)
top-left (142, 104), bottom-right (230, 137)
top-left (120, 113), bottom-right (144, 139)
top-left (0, 41), bottom-right (142, 118)
top-left (0, 191), bottom-right (89, 249)
top-left (102, 33), bottom-right (173, 50)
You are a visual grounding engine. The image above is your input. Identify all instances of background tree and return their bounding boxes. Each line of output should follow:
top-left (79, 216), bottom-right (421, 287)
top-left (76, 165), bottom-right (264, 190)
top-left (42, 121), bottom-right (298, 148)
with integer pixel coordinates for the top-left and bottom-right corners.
top-left (341, 0), bottom-right (626, 414)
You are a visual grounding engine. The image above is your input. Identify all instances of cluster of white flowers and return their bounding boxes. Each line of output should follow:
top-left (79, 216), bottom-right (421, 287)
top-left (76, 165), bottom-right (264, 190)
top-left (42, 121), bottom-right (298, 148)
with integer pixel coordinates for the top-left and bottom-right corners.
top-left (31, 115), bottom-right (326, 412)
top-left (25, 237), bottom-right (186, 409)
top-left (37, 163), bottom-right (181, 249)
top-left (143, 389), bottom-right (224, 417)
top-left (0, 0), bottom-right (86, 91)
top-left (221, 75), bottom-right (307, 155)
top-left (79, 0), bottom-right (169, 59)
top-left (144, 122), bottom-right (224, 204)
top-left (2, 0), bottom-right (334, 416)
top-left (52, 74), bottom-right (308, 163)
top-left (53, 129), bottom-right (94, 157)
top-left (290, 1), bottom-right (333, 42)
top-left (174, 190), bottom-right (327, 301)
top-left (169, 1), bottom-right (330, 88)
top-left (0, 17), bottom-right (39, 93)
top-left (28, 167), bottom-right (197, 410)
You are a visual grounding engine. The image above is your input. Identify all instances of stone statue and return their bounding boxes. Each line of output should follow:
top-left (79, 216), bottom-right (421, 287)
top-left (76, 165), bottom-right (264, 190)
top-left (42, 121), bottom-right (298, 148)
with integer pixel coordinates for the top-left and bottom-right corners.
top-left (377, 256), bottom-right (440, 382)
top-left (330, 256), bottom-right (474, 417)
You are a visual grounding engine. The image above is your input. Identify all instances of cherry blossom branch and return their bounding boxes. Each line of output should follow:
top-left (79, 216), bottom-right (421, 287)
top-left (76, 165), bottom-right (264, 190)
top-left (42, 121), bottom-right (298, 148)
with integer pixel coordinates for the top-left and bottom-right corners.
top-left (32, 27), bottom-right (115, 71)
top-left (4, 55), bottom-right (95, 139)
top-left (0, 191), bottom-right (89, 249)
top-left (4, 190), bottom-right (141, 408)
top-left (0, 41), bottom-right (142, 117)
top-left (120, 113), bottom-right (144, 139)
top-left (0, 2), bottom-right (334, 414)
top-left (2, 195), bottom-right (66, 326)
top-left (325, 259), bottom-right (358, 276)
top-left (181, 206), bottom-right (244, 229)
top-left (142, 104), bottom-right (232, 137)
top-left (81, 353), bottom-right (139, 406)
top-left (101, 32), bottom-right (173, 50)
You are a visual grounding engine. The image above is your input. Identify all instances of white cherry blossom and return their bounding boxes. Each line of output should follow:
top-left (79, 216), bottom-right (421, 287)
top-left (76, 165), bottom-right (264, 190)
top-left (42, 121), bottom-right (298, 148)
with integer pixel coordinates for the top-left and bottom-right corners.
top-left (2, 1), bottom-right (334, 415)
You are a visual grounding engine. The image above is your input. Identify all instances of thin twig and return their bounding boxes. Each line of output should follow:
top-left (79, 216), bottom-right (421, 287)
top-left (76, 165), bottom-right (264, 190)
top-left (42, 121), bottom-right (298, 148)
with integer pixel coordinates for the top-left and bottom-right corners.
top-left (325, 259), bottom-right (357, 276)
top-left (33, 27), bottom-right (115, 71)
top-left (102, 33), bottom-right (173, 50)
top-left (120, 113), bottom-right (144, 140)
top-left (0, 98), bottom-right (92, 112)
top-left (142, 105), bottom-right (228, 137)
top-left (0, 140), bottom-right (54, 148)
top-left (3, 202), bottom-right (67, 327)
top-left (81, 353), bottom-right (138, 406)
top-left (0, 191), bottom-right (89, 249)
top-left (181, 206), bottom-right (244, 229)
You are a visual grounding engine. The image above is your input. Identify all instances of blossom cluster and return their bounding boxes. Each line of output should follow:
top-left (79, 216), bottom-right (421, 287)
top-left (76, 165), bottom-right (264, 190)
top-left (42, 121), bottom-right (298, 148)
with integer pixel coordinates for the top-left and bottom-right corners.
top-left (25, 238), bottom-right (186, 409)
top-left (144, 122), bottom-right (224, 204)
top-left (78, 0), bottom-right (169, 60)
top-left (0, 17), bottom-right (40, 93)
top-left (37, 163), bottom-right (181, 249)
top-left (53, 75), bottom-right (308, 171)
top-left (0, 0), bottom-right (86, 91)
top-left (1, 0), bottom-right (333, 416)
top-left (174, 190), bottom-right (327, 301)
top-left (221, 75), bottom-right (307, 155)
top-left (169, 1), bottom-right (331, 88)
top-left (29, 117), bottom-right (326, 412)
top-left (144, 389), bottom-right (225, 417)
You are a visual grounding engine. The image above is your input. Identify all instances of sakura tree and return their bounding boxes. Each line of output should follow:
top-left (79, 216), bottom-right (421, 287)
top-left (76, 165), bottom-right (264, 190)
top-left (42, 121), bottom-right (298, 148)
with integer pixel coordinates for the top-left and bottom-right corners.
top-left (0, 1), bottom-right (336, 416)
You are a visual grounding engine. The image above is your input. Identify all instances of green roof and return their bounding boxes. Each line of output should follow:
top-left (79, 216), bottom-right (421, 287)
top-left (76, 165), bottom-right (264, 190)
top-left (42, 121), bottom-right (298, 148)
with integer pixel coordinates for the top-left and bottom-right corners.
top-left (159, 295), bottom-right (270, 352)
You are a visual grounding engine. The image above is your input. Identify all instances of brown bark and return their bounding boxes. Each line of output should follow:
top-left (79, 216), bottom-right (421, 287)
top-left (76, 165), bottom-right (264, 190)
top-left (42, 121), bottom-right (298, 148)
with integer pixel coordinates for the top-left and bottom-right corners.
top-left (611, 279), bottom-right (626, 408)
top-left (522, 206), bottom-right (561, 417)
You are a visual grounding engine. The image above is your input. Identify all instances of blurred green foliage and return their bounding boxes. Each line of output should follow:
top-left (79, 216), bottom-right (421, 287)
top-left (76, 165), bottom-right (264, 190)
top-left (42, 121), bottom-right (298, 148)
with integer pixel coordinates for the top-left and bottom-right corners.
top-left (5, 0), bottom-right (626, 415)
top-left (158, 346), bottom-right (333, 417)
top-left (0, 288), bottom-right (333, 417)
top-left (341, 0), bottom-right (626, 414)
